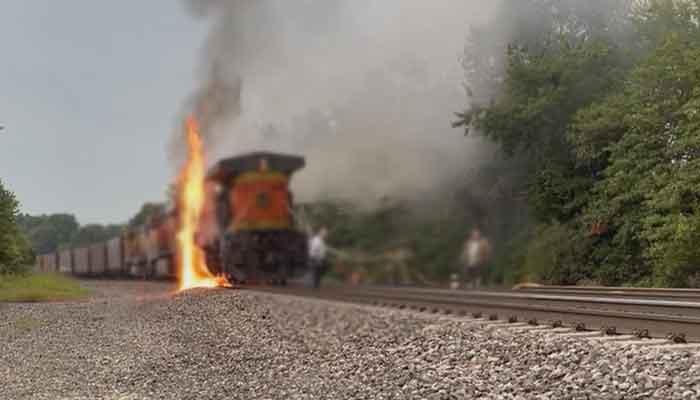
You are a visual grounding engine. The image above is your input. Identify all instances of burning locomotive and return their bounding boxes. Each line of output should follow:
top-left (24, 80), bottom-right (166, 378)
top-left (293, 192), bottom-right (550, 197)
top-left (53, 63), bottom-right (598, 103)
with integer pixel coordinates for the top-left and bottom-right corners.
top-left (199, 152), bottom-right (308, 284)
top-left (36, 151), bottom-right (309, 285)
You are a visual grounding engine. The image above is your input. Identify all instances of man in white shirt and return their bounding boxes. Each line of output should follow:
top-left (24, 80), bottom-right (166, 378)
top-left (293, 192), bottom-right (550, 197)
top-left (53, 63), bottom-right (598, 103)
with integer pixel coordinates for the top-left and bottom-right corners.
top-left (309, 227), bottom-right (328, 289)
top-left (460, 228), bottom-right (491, 289)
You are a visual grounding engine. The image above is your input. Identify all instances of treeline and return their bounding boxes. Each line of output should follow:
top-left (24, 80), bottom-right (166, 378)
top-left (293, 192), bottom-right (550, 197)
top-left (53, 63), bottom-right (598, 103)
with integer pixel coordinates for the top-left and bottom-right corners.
top-left (16, 214), bottom-right (123, 255)
top-left (455, 0), bottom-right (700, 287)
top-left (16, 202), bottom-right (167, 257)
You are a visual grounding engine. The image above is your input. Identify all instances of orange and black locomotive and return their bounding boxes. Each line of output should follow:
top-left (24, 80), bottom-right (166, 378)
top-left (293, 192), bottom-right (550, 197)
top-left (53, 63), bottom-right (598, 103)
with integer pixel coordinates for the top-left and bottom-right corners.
top-left (200, 152), bottom-right (308, 284)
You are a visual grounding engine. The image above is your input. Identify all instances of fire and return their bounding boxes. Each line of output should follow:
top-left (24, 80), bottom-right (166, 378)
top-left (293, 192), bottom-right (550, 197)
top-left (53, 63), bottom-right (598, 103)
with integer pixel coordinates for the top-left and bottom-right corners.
top-left (176, 116), bottom-right (229, 291)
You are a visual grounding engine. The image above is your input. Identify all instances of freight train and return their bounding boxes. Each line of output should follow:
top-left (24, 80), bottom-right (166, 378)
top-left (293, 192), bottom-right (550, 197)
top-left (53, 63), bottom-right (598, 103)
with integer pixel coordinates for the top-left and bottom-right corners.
top-left (36, 152), bottom-right (309, 284)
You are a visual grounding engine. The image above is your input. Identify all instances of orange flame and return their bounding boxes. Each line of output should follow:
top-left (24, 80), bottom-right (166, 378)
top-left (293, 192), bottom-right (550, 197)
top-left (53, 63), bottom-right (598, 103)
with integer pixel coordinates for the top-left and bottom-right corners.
top-left (177, 116), bottom-right (229, 291)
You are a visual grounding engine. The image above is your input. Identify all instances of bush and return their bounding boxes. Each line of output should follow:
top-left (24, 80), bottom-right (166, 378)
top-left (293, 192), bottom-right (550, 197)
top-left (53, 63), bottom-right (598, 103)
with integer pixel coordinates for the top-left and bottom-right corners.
top-left (487, 227), bottom-right (530, 286)
top-left (649, 213), bottom-right (700, 287)
top-left (522, 222), bottom-right (593, 285)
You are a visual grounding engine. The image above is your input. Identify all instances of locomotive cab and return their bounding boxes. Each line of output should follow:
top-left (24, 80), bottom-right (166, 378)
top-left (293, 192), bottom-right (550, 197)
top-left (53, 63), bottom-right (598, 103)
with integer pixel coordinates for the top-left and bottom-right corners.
top-left (204, 152), bottom-right (308, 284)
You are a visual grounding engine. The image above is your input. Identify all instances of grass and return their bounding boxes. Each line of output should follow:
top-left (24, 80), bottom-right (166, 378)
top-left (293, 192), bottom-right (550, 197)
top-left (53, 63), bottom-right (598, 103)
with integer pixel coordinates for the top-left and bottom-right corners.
top-left (0, 272), bottom-right (90, 302)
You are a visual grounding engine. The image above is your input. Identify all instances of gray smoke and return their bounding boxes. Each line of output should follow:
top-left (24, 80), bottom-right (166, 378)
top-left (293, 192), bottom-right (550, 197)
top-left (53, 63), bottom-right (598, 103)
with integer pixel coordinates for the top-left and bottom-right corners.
top-left (178, 0), bottom-right (508, 207)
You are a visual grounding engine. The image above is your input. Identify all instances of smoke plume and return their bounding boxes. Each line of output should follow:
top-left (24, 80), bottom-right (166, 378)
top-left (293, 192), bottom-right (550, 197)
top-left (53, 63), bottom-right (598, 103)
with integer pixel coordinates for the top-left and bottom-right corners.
top-left (177, 0), bottom-right (509, 207)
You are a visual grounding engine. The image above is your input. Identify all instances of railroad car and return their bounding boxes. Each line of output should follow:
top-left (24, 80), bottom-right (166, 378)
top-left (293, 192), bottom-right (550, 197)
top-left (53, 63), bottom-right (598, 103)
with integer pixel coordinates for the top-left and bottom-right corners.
top-left (36, 207), bottom-right (177, 279)
top-left (150, 211), bottom-right (178, 277)
top-left (122, 211), bottom-right (178, 279)
top-left (201, 152), bottom-right (308, 284)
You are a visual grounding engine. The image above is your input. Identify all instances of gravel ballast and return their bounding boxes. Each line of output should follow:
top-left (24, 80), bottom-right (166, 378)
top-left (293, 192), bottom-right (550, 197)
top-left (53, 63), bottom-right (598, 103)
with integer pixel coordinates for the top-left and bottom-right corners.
top-left (2, 281), bottom-right (700, 399)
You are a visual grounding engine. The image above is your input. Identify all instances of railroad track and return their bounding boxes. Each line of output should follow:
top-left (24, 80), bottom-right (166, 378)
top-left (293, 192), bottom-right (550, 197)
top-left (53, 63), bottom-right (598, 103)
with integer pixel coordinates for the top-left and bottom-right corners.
top-left (250, 285), bottom-right (700, 343)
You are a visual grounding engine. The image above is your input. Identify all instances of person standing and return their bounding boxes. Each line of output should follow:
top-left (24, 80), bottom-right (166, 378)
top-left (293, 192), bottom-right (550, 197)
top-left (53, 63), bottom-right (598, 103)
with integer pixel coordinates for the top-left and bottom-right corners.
top-left (460, 228), bottom-right (491, 289)
top-left (309, 227), bottom-right (328, 289)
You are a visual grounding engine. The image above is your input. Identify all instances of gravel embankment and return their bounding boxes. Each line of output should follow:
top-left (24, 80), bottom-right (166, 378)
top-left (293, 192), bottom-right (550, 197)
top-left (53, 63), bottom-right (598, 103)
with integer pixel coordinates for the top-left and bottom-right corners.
top-left (2, 281), bottom-right (700, 400)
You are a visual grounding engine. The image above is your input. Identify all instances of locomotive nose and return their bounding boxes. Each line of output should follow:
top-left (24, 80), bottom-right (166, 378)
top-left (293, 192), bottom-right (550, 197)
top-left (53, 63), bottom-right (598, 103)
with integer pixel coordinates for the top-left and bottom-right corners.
top-left (204, 152), bottom-right (307, 285)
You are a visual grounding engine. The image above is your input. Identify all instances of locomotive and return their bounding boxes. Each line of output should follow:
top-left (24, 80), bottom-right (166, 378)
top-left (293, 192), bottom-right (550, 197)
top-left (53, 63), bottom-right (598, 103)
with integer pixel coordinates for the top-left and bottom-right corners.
top-left (36, 151), bottom-right (309, 285)
top-left (200, 152), bottom-right (308, 284)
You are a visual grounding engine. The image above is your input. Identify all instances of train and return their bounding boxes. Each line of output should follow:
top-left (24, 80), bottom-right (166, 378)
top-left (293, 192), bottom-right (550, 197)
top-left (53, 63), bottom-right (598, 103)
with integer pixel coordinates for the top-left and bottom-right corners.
top-left (36, 152), bottom-right (309, 285)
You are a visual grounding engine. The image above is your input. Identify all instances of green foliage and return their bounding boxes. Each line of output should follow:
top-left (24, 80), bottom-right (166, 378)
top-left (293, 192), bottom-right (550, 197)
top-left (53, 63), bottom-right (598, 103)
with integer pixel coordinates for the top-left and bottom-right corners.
top-left (651, 213), bottom-right (700, 287)
top-left (299, 199), bottom-right (482, 283)
top-left (0, 179), bottom-right (32, 275)
top-left (522, 223), bottom-right (581, 284)
top-left (70, 224), bottom-right (124, 247)
top-left (456, 0), bottom-right (700, 287)
top-left (487, 227), bottom-right (531, 285)
top-left (17, 201), bottom-right (160, 260)
top-left (298, 170), bottom-right (534, 285)
top-left (589, 30), bottom-right (700, 287)
top-left (459, 0), bottom-right (635, 109)
top-left (17, 213), bottom-right (79, 254)
top-left (460, 37), bottom-right (629, 223)
top-left (18, 213), bottom-right (125, 254)
top-left (633, 0), bottom-right (700, 48)
top-left (573, 29), bottom-right (700, 286)
top-left (128, 202), bottom-right (166, 228)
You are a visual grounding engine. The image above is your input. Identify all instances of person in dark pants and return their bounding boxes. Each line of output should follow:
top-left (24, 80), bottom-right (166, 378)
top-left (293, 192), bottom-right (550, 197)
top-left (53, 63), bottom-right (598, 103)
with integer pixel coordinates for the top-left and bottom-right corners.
top-left (460, 228), bottom-right (491, 289)
top-left (309, 227), bottom-right (328, 289)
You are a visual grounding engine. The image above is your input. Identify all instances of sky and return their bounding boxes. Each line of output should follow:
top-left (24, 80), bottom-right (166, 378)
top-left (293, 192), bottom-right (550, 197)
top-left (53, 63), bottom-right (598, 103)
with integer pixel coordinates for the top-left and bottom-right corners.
top-left (0, 1), bottom-right (206, 224)
top-left (0, 1), bottom-right (503, 225)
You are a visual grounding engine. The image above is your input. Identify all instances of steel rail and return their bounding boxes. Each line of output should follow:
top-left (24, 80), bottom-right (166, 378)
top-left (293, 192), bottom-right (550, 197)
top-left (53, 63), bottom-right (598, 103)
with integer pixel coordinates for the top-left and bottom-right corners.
top-left (250, 285), bottom-right (700, 342)
top-left (514, 285), bottom-right (700, 302)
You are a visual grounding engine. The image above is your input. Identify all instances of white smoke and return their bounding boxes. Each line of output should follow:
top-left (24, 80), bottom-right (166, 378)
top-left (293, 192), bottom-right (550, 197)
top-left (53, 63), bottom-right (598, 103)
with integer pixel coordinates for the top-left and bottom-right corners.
top-left (179, 0), bottom-right (506, 207)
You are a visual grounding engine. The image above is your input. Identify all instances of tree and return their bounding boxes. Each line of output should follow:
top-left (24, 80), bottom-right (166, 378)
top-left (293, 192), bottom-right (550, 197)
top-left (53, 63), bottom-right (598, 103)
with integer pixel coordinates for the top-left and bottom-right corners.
top-left (460, 0), bottom-right (635, 111)
top-left (17, 213), bottom-right (80, 254)
top-left (0, 179), bottom-right (32, 274)
top-left (573, 22), bottom-right (700, 286)
top-left (458, 37), bottom-right (630, 223)
top-left (69, 224), bottom-right (124, 247)
top-left (18, 213), bottom-right (125, 253)
top-left (454, 0), bottom-right (639, 284)
top-left (452, 0), bottom-right (700, 285)
top-left (128, 202), bottom-right (166, 228)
